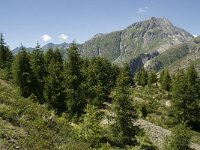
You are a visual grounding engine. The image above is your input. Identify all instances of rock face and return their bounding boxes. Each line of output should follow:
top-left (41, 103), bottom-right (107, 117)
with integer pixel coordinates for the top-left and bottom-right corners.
top-left (136, 119), bottom-right (200, 150)
top-left (79, 17), bottom-right (193, 65)
top-left (129, 51), bottom-right (159, 74)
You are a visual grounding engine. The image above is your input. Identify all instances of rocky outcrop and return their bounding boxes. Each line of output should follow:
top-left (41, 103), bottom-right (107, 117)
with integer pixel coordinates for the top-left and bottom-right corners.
top-left (129, 51), bottom-right (159, 74)
top-left (136, 119), bottom-right (200, 150)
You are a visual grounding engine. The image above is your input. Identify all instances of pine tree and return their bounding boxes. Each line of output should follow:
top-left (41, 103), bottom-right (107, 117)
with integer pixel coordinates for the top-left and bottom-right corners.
top-left (147, 71), bottom-right (157, 88)
top-left (86, 57), bottom-right (114, 105)
top-left (171, 66), bottom-right (200, 129)
top-left (135, 69), bottom-right (142, 85)
top-left (79, 104), bottom-right (103, 147)
top-left (185, 65), bottom-right (200, 129)
top-left (45, 48), bottom-right (54, 65)
top-left (0, 33), bottom-right (13, 69)
top-left (65, 43), bottom-right (86, 117)
top-left (161, 70), bottom-right (171, 91)
top-left (44, 49), bottom-right (66, 115)
top-left (12, 47), bottom-right (33, 97)
top-left (111, 67), bottom-right (139, 146)
top-left (159, 70), bottom-right (165, 84)
top-left (140, 68), bottom-right (148, 87)
top-left (30, 42), bottom-right (46, 103)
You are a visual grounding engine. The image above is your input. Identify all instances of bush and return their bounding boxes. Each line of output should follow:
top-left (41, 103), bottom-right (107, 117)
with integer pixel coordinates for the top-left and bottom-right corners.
top-left (164, 123), bottom-right (191, 150)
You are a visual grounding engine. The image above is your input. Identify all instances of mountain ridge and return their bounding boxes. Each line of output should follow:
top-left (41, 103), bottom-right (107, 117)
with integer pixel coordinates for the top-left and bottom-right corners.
top-left (12, 17), bottom-right (197, 73)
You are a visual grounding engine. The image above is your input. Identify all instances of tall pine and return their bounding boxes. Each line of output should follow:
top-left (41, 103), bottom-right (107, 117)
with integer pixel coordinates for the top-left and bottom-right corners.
top-left (44, 49), bottom-right (66, 115)
top-left (171, 66), bottom-right (200, 129)
top-left (160, 70), bottom-right (171, 91)
top-left (65, 43), bottom-right (86, 117)
top-left (12, 47), bottom-right (33, 97)
top-left (0, 33), bottom-right (13, 70)
top-left (30, 43), bottom-right (46, 103)
top-left (111, 66), bottom-right (139, 146)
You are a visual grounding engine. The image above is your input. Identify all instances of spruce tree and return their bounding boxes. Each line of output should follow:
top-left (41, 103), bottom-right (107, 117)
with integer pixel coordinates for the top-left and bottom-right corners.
top-left (44, 49), bottom-right (66, 115)
top-left (65, 43), bottom-right (86, 117)
top-left (147, 71), bottom-right (157, 88)
top-left (161, 70), bottom-right (171, 91)
top-left (171, 66), bottom-right (200, 129)
top-left (111, 67), bottom-right (139, 146)
top-left (12, 47), bottom-right (33, 97)
top-left (0, 33), bottom-right (13, 70)
top-left (135, 69), bottom-right (142, 85)
top-left (86, 57), bottom-right (113, 105)
top-left (45, 48), bottom-right (54, 65)
top-left (79, 104), bottom-right (103, 147)
top-left (159, 70), bottom-right (165, 84)
top-left (30, 43), bottom-right (46, 103)
top-left (140, 68), bottom-right (148, 87)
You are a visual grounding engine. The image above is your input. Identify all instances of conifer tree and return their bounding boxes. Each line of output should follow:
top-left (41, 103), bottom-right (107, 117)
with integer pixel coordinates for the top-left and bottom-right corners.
top-left (135, 69), bottom-right (142, 85)
top-left (45, 60), bottom-right (66, 115)
top-left (79, 104), bottom-right (103, 147)
top-left (0, 33), bottom-right (13, 69)
top-left (140, 68), bottom-right (148, 87)
top-left (111, 67), bottom-right (139, 145)
top-left (159, 70), bottom-right (165, 84)
top-left (161, 70), bottom-right (171, 91)
top-left (30, 42), bottom-right (46, 103)
top-left (171, 66), bottom-right (200, 128)
top-left (86, 57), bottom-right (114, 105)
top-left (65, 43), bottom-right (86, 117)
top-left (45, 48), bottom-right (54, 65)
top-left (12, 47), bottom-right (33, 97)
top-left (44, 49), bottom-right (66, 115)
top-left (147, 71), bottom-right (157, 88)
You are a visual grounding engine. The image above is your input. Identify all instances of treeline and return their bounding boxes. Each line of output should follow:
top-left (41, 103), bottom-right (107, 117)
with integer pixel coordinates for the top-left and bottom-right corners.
top-left (10, 44), bottom-right (121, 118)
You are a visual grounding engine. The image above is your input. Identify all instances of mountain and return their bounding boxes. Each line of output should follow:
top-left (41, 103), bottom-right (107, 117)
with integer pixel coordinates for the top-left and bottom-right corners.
top-left (79, 17), bottom-right (193, 66)
top-left (42, 42), bottom-right (69, 51)
top-left (12, 42), bottom-right (69, 55)
top-left (12, 46), bottom-right (34, 54)
top-left (12, 17), bottom-right (196, 73)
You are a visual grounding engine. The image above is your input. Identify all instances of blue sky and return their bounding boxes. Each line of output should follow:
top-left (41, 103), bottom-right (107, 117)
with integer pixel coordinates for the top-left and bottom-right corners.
top-left (0, 0), bottom-right (200, 49)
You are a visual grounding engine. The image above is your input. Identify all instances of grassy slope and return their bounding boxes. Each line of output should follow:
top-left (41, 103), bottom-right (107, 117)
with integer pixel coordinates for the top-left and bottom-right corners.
top-left (0, 75), bottom-right (90, 149)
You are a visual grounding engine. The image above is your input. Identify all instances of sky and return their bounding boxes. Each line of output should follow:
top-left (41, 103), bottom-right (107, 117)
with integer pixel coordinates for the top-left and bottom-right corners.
top-left (0, 0), bottom-right (200, 49)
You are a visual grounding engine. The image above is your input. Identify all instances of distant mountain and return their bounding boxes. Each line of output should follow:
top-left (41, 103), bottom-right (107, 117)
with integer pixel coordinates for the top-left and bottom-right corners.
top-left (12, 46), bottom-right (34, 54)
top-left (42, 42), bottom-right (69, 51)
top-left (12, 42), bottom-right (69, 55)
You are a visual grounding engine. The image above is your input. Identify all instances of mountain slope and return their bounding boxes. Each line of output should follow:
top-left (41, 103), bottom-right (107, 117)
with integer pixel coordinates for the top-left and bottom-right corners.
top-left (79, 17), bottom-right (193, 65)
top-left (145, 36), bottom-right (200, 74)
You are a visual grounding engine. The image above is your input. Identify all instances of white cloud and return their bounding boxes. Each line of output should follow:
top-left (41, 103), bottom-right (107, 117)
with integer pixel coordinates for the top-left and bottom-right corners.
top-left (42, 34), bottom-right (52, 42)
top-left (193, 35), bottom-right (197, 37)
top-left (137, 6), bottom-right (148, 13)
top-left (58, 34), bottom-right (68, 41)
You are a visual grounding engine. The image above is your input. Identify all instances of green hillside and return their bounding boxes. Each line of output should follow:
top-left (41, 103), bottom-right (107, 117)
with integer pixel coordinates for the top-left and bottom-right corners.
top-left (146, 36), bottom-right (200, 74)
top-left (0, 75), bottom-right (89, 149)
